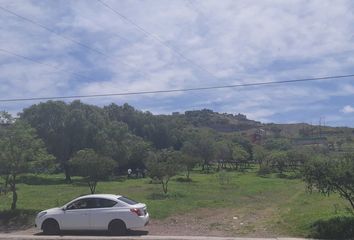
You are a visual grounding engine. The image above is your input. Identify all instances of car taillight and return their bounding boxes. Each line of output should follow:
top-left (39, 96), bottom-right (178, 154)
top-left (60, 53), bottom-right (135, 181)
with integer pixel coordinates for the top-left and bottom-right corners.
top-left (130, 208), bottom-right (143, 216)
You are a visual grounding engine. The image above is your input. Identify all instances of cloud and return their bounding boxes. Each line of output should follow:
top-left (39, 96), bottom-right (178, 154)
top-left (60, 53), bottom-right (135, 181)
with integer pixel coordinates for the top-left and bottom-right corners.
top-left (342, 105), bottom-right (354, 114)
top-left (1, 0), bottom-right (354, 126)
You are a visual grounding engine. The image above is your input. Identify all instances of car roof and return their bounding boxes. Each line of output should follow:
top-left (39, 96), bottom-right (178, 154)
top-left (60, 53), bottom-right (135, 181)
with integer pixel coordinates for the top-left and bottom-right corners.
top-left (76, 194), bottom-right (122, 202)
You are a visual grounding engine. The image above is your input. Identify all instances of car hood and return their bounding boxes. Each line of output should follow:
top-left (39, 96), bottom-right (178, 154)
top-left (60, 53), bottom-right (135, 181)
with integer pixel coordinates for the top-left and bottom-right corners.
top-left (41, 207), bottom-right (63, 215)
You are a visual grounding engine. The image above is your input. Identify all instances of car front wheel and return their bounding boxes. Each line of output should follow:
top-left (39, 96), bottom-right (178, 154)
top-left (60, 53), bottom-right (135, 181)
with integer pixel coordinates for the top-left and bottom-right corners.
top-left (42, 219), bottom-right (60, 235)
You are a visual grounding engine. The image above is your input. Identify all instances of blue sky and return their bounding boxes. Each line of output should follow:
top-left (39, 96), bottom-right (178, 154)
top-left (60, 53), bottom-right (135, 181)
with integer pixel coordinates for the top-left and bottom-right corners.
top-left (1, 0), bottom-right (354, 126)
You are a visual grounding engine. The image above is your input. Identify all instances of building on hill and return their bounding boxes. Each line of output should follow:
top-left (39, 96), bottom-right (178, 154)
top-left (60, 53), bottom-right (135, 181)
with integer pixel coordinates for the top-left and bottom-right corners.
top-left (251, 128), bottom-right (266, 144)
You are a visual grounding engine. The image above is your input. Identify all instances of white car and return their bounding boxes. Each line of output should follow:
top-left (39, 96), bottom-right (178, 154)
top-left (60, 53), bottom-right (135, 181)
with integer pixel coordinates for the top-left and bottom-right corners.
top-left (35, 194), bottom-right (149, 235)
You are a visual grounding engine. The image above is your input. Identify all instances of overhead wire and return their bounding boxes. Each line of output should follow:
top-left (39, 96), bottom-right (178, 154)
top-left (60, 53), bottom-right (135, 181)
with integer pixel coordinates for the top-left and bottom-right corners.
top-left (0, 6), bottom-right (105, 56)
top-left (0, 48), bottom-right (89, 79)
top-left (0, 73), bottom-right (353, 102)
top-left (96, 0), bottom-right (219, 79)
top-left (0, 5), bottom-right (149, 77)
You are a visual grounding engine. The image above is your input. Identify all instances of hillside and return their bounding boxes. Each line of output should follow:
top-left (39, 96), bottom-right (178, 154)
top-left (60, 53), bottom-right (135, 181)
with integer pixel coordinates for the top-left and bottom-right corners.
top-left (163, 108), bottom-right (353, 140)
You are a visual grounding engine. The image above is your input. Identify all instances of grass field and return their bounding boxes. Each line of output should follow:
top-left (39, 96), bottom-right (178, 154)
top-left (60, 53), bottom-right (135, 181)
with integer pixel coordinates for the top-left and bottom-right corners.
top-left (0, 169), bottom-right (353, 238)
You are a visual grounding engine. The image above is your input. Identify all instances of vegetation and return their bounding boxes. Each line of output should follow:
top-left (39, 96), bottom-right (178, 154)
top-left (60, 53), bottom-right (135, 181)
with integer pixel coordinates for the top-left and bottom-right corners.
top-left (0, 113), bottom-right (53, 210)
top-left (145, 149), bottom-right (181, 194)
top-left (1, 101), bottom-right (354, 237)
top-left (69, 149), bottom-right (116, 194)
top-left (0, 171), bottom-right (352, 238)
top-left (303, 154), bottom-right (354, 210)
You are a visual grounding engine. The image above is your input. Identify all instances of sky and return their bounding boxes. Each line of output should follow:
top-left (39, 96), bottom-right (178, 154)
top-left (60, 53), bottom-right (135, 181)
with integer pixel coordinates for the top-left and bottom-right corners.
top-left (1, 0), bottom-right (354, 126)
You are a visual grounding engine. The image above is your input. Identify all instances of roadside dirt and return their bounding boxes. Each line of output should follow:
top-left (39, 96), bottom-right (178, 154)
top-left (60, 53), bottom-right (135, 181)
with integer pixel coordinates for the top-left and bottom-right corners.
top-left (1, 207), bottom-right (278, 237)
top-left (148, 207), bottom-right (277, 237)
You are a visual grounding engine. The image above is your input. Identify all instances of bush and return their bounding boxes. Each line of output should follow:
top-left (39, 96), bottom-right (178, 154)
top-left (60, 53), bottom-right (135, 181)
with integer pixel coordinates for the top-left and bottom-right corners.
top-left (257, 164), bottom-right (272, 176)
top-left (311, 216), bottom-right (354, 239)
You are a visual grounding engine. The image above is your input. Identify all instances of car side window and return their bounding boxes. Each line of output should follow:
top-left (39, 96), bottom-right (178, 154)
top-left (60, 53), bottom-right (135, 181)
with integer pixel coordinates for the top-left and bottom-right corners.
top-left (67, 199), bottom-right (88, 210)
top-left (97, 198), bottom-right (117, 208)
top-left (66, 198), bottom-right (98, 210)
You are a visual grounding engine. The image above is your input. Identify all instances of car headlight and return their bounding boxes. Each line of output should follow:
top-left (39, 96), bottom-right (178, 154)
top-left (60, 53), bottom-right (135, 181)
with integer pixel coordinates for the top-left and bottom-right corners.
top-left (37, 211), bottom-right (47, 218)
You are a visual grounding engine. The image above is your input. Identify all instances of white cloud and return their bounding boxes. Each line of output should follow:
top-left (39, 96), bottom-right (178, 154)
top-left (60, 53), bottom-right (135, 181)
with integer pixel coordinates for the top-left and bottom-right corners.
top-left (1, 0), bottom-right (354, 126)
top-left (342, 105), bottom-right (354, 114)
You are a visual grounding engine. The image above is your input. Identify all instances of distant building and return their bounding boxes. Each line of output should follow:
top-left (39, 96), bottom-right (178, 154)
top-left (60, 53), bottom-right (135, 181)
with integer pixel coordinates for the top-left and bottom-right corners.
top-left (252, 128), bottom-right (266, 144)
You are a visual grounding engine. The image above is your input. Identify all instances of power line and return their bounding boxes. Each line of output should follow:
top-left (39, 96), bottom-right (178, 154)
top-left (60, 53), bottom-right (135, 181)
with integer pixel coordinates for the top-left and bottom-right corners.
top-left (1, 73), bottom-right (353, 102)
top-left (0, 48), bottom-right (89, 79)
top-left (96, 0), bottom-right (219, 79)
top-left (0, 5), bottom-right (147, 77)
top-left (0, 6), bottom-right (106, 56)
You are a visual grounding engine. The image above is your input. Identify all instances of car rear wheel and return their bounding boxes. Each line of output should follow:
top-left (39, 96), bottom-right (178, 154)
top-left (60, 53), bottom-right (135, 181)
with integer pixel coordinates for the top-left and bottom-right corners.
top-left (42, 219), bottom-right (60, 235)
top-left (108, 219), bottom-right (126, 236)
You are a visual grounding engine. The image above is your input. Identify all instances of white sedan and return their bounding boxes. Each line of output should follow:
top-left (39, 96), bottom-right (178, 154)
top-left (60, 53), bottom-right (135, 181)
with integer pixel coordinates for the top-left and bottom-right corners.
top-left (35, 194), bottom-right (149, 235)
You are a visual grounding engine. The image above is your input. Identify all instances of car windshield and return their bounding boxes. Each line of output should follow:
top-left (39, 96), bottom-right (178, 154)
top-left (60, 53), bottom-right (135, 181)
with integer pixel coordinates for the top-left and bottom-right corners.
top-left (118, 196), bottom-right (138, 205)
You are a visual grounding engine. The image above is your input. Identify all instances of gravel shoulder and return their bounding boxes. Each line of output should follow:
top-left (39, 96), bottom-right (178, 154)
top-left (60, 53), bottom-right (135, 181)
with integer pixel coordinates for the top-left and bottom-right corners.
top-left (1, 208), bottom-right (283, 238)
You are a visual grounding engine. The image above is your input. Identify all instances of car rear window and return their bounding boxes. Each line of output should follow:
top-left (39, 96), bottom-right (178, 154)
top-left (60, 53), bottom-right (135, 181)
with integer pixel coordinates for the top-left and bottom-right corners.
top-left (98, 198), bottom-right (117, 208)
top-left (118, 196), bottom-right (138, 205)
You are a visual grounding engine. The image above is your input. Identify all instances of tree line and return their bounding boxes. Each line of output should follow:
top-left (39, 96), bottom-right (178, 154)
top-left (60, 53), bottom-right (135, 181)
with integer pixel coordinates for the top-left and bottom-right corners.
top-left (0, 100), bottom-right (353, 213)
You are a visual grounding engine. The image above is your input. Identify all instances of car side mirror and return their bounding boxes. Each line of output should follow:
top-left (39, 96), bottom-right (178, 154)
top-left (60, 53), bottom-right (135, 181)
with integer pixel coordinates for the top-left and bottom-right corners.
top-left (62, 206), bottom-right (67, 211)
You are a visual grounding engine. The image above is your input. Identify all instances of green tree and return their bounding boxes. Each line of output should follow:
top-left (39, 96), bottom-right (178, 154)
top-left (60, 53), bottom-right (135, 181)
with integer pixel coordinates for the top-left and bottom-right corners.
top-left (253, 145), bottom-right (268, 167)
top-left (264, 138), bottom-right (291, 151)
top-left (231, 144), bottom-right (250, 170)
top-left (146, 149), bottom-right (181, 194)
top-left (20, 101), bottom-right (70, 180)
top-left (124, 135), bottom-right (150, 169)
top-left (0, 120), bottom-right (54, 210)
top-left (266, 151), bottom-right (288, 174)
top-left (95, 121), bottom-right (150, 169)
top-left (231, 134), bottom-right (253, 160)
top-left (216, 141), bottom-right (233, 170)
top-left (180, 142), bottom-right (202, 179)
top-left (95, 121), bottom-right (131, 166)
top-left (183, 130), bottom-right (216, 172)
top-left (104, 103), bottom-right (183, 150)
top-left (69, 149), bottom-right (116, 194)
top-left (303, 154), bottom-right (354, 210)
top-left (286, 148), bottom-right (310, 172)
top-left (21, 100), bottom-right (107, 182)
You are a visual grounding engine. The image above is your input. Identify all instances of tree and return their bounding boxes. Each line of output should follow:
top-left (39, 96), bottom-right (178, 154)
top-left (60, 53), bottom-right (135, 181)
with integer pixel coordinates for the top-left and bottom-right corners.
top-left (182, 130), bottom-right (216, 172)
top-left (303, 154), bottom-right (354, 210)
top-left (181, 141), bottom-right (202, 179)
top-left (103, 103), bottom-right (183, 150)
top-left (286, 148), bottom-right (310, 172)
top-left (0, 119), bottom-right (54, 210)
top-left (94, 121), bottom-right (150, 170)
top-left (145, 149), bottom-right (181, 194)
top-left (231, 134), bottom-right (253, 161)
top-left (21, 100), bottom-right (107, 182)
top-left (94, 121), bottom-right (131, 166)
top-left (20, 101), bottom-right (70, 180)
top-left (264, 138), bottom-right (291, 151)
top-left (266, 151), bottom-right (288, 174)
top-left (69, 149), bottom-right (116, 194)
top-left (253, 145), bottom-right (269, 167)
top-left (216, 141), bottom-right (233, 170)
top-left (124, 135), bottom-right (150, 169)
top-left (231, 144), bottom-right (250, 170)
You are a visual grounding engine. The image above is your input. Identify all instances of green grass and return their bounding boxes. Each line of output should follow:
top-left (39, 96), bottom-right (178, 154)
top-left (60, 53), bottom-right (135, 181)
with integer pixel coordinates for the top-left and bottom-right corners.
top-left (0, 170), bottom-right (352, 237)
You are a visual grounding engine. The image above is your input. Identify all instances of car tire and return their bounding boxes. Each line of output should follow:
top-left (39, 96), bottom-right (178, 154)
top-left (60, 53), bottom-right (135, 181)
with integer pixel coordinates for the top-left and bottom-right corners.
top-left (42, 219), bottom-right (60, 235)
top-left (108, 219), bottom-right (127, 236)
